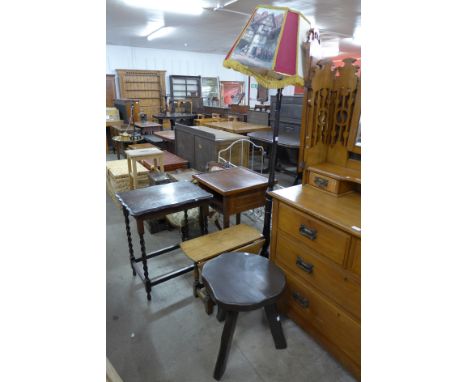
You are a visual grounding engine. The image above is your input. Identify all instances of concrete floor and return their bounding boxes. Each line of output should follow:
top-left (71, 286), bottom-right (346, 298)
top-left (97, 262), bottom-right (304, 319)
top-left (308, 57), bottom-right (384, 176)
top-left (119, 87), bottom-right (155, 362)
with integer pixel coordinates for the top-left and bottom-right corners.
top-left (106, 155), bottom-right (356, 382)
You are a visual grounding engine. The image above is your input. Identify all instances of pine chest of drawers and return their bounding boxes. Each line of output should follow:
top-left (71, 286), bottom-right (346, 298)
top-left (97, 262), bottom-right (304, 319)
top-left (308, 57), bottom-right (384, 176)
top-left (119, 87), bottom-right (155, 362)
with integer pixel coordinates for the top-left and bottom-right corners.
top-left (270, 184), bottom-right (361, 379)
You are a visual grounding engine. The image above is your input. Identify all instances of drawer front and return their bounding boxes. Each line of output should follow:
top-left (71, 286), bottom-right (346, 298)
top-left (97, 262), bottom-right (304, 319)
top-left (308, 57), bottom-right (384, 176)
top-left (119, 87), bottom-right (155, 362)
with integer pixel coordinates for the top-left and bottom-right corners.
top-left (350, 238), bottom-right (361, 277)
top-left (278, 203), bottom-right (351, 265)
top-left (275, 232), bottom-right (360, 319)
top-left (281, 271), bottom-right (361, 365)
top-left (308, 172), bottom-right (339, 193)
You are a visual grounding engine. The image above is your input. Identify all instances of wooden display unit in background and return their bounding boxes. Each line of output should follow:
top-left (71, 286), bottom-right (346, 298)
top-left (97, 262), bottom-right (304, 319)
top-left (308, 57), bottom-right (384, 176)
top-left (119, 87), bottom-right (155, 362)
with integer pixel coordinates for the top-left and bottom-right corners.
top-left (116, 69), bottom-right (166, 118)
top-left (106, 74), bottom-right (116, 107)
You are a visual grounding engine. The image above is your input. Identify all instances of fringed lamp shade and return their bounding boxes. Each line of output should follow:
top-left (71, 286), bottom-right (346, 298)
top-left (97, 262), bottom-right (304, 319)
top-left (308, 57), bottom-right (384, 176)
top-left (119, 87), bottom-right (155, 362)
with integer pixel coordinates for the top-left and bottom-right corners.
top-left (223, 5), bottom-right (312, 89)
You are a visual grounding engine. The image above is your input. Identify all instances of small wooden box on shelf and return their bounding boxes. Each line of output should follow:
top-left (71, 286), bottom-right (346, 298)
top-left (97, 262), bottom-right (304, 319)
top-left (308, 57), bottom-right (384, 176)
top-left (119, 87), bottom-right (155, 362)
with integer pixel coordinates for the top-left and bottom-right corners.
top-left (270, 58), bottom-right (361, 380)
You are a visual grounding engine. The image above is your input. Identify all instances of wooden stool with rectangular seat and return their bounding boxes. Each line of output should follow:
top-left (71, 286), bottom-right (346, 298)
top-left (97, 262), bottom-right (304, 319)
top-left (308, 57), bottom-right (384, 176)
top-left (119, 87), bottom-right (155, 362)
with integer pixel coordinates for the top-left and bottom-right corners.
top-left (181, 224), bottom-right (264, 314)
top-left (125, 147), bottom-right (164, 190)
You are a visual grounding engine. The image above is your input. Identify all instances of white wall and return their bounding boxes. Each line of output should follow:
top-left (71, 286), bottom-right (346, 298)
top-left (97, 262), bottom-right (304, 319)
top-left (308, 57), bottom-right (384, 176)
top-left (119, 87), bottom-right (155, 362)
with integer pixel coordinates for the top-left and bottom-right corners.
top-left (106, 44), bottom-right (249, 99)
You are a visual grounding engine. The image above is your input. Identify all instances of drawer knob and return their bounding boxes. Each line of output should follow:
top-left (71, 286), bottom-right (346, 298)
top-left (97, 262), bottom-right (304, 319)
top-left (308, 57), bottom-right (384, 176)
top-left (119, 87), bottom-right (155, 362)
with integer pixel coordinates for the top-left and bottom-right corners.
top-left (299, 224), bottom-right (317, 240)
top-left (292, 291), bottom-right (309, 308)
top-left (313, 176), bottom-right (329, 188)
top-left (296, 256), bottom-right (314, 273)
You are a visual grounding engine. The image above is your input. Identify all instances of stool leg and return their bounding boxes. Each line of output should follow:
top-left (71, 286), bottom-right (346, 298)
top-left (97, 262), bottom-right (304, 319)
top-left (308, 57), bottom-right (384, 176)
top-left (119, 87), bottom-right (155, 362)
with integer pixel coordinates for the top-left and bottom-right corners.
top-left (122, 208), bottom-right (136, 276)
top-left (214, 311), bottom-right (238, 380)
top-left (264, 304), bottom-right (287, 349)
top-left (216, 306), bottom-right (226, 322)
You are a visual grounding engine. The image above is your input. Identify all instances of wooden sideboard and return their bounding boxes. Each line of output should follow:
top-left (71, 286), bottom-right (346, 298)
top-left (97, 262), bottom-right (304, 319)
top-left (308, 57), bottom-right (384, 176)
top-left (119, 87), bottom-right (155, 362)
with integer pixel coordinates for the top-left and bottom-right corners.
top-left (174, 124), bottom-right (249, 171)
top-left (269, 58), bottom-right (361, 379)
top-left (270, 184), bottom-right (361, 379)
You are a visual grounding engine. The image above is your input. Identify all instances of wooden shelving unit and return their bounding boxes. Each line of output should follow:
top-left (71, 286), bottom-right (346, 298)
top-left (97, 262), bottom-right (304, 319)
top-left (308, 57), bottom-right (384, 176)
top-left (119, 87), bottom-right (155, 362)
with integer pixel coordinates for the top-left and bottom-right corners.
top-left (116, 69), bottom-right (166, 117)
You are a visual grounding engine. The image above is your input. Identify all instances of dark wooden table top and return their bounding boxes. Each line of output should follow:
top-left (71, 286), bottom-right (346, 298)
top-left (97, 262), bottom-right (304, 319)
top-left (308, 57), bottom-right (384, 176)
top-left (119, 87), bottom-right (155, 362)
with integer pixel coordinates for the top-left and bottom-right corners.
top-left (133, 121), bottom-right (162, 128)
top-left (153, 130), bottom-right (175, 141)
top-left (202, 252), bottom-right (286, 311)
top-left (247, 131), bottom-right (300, 148)
top-left (193, 167), bottom-right (268, 196)
top-left (153, 113), bottom-right (197, 119)
top-left (116, 182), bottom-right (213, 217)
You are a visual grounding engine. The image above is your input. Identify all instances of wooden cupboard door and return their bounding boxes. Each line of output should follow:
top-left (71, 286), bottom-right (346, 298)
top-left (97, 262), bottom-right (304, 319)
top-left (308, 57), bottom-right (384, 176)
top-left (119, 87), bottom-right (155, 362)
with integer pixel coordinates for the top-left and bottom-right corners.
top-left (106, 75), bottom-right (116, 107)
top-left (349, 238), bottom-right (361, 277)
top-left (278, 203), bottom-right (351, 265)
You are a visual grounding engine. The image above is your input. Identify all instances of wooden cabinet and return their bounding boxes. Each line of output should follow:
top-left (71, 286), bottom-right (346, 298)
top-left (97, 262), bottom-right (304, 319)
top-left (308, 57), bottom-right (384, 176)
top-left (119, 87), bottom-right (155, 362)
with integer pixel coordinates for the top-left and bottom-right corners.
top-left (170, 75), bottom-right (201, 99)
top-left (269, 57), bottom-right (362, 379)
top-left (116, 69), bottom-right (166, 118)
top-left (270, 185), bottom-right (361, 379)
top-left (106, 74), bottom-right (116, 107)
top-left (174, 124), bottom-right (249, 171)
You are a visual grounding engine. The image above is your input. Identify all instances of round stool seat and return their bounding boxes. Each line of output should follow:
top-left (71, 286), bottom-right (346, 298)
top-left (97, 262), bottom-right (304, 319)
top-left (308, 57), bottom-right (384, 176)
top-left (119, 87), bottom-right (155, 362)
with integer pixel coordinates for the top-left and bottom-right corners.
top-left (202, 252), bottom-right (286, 312)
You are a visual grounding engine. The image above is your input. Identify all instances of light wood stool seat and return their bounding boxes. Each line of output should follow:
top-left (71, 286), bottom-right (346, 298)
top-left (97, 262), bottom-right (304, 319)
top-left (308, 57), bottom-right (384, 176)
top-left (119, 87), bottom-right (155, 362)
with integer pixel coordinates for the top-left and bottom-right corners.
top-left (125, 147), bottom-right (164, 190)
top-left (181, 224), bottom-right (264, 314)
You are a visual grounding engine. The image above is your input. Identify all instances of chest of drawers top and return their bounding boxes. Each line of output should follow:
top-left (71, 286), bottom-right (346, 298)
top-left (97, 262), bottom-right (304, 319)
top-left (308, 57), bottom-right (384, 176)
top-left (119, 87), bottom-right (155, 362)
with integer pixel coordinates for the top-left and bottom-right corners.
top-left (269, 184), bottom-right (361, 238)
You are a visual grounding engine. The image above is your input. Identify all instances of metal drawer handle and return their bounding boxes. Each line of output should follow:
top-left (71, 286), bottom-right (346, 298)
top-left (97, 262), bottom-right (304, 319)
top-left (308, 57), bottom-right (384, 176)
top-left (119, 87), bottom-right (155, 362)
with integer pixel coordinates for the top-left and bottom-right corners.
top-left (299, 224), bottom-right (317, 241)
top-left (314, 176), bottom-right (329, 188)
top-left (292, 291), bottom-right (309, 308)
top-left (296, 256), bottom-right (314, 273)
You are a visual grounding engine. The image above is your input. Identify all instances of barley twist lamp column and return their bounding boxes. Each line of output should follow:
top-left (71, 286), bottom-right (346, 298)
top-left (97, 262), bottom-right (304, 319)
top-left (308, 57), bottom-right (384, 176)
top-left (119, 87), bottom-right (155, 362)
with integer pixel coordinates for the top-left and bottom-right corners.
top-left (223, 5), bottom-right (314, 257)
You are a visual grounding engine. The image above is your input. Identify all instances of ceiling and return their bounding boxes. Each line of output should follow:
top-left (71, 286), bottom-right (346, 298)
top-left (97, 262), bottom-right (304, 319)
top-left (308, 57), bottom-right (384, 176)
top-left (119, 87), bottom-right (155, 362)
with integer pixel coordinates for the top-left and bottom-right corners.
top-left (106, 0), bottom-right (360, 58)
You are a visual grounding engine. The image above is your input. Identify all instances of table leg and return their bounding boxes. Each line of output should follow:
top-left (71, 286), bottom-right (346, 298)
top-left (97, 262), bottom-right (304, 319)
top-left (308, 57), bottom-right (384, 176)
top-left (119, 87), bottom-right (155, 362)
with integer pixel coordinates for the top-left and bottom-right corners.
top-left (222, 213), bottom-right (230, 229)
top-left (264, 304), bottom-right (287, 349)
top-left (123, 208), bottom-right (136, 276)
top-left (213, 310), bottom-right (238, 380)
top-left (198, 204), bottom-right (209, 235)
top-left (137, 220), bottom-right (152, 301)
top-left (170, 119), bottom-right (175, 130)
top-left (116, 142), bottom-right (121, 160)
top-left (236, 213), bottom-right (241, 225)
top-left (181, 209), bottom-right (189, 241)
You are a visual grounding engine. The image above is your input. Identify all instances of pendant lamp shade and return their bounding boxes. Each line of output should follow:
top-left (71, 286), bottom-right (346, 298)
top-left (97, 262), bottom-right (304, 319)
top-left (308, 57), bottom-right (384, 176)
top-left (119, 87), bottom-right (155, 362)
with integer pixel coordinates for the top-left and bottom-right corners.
top-left (223, 5), bottom-right (312, 89)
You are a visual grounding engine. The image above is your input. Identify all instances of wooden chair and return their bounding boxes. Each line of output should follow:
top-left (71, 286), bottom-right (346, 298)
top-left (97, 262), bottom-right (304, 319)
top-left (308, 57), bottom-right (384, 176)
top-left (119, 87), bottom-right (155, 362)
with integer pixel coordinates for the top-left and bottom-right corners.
top-left (180, 224), bottom-right (264, 314)
top-left (202, 252), bottom-right (287, 380)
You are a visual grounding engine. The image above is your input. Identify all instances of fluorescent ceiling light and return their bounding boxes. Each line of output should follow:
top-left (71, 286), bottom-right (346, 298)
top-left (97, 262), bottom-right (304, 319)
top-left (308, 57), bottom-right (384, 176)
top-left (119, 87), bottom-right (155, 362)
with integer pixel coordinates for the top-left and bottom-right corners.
top-left (147, 26), bottom-right (176, 41)
top-left (141, 20), bottom-right (165, 37)
top-left (122, 0), bottom-right (206, 15)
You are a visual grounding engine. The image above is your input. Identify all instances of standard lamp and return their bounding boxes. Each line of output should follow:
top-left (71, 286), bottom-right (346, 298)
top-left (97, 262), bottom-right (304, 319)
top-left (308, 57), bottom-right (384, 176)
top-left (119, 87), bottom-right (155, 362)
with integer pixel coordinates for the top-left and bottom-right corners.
top-left (223, 5), bottom-right (314, 257)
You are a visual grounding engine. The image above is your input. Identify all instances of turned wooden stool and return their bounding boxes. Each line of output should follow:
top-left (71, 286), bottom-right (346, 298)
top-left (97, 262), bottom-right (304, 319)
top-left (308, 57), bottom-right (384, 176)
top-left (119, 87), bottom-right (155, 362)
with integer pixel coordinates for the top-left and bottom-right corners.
top-left (202, 252), bottom-right (287, 380)
top-left (125, 147), bottom-right (164, 190)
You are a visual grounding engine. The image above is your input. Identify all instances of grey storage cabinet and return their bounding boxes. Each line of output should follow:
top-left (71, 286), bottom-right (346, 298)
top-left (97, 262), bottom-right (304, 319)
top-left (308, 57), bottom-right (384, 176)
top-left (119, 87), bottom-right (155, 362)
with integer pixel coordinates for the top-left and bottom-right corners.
top-left (247, 110), bottom-right (269, 126)
top-left (174, 124), bottom-right (249, 171)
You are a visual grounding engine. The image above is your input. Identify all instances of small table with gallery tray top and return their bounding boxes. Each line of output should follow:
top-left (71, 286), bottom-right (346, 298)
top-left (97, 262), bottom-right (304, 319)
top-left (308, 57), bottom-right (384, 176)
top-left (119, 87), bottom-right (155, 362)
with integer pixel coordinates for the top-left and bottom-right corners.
top-left (116, 182), bottom-right (213, 300)
top-left (112, 135), bottom-right (144, 160)
top-left (192, 166), bottom-right (269, 228)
